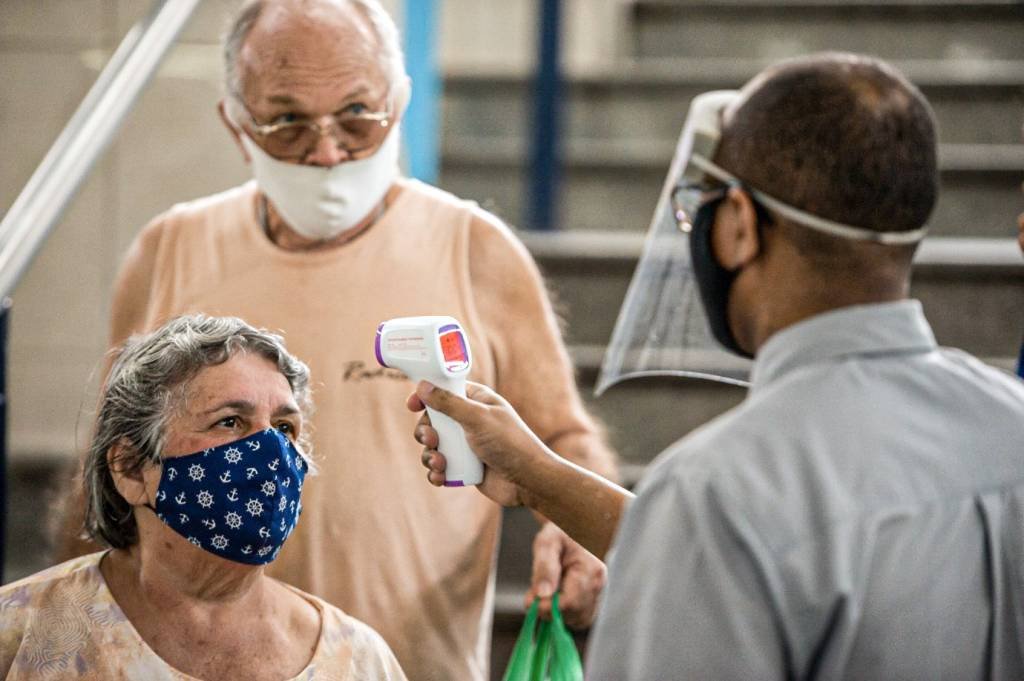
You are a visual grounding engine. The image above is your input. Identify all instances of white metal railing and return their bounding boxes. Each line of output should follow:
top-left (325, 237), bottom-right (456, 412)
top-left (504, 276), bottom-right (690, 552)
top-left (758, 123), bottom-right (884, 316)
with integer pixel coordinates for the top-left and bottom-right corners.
top-left (0, 0), bottom-right (202, 301)
top-left (0, 0), bottom-right (201, 586)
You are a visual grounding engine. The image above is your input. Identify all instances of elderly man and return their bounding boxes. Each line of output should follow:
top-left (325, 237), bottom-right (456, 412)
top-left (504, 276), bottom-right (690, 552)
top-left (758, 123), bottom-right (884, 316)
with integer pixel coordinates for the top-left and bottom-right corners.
top-left (410, 53), bottom-right (1024, 678)
top-left (57, 1), bottom-right (616, 679)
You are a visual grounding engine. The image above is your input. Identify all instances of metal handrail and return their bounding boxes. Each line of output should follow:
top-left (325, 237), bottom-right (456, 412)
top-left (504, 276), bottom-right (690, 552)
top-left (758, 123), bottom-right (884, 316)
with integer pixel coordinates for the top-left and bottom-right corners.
top-left (0, 298), bottom-right (9, 583)
top-left (0, 0), bottom-right (200, 584)
top-left (0, 0), bottom-right (202, 301)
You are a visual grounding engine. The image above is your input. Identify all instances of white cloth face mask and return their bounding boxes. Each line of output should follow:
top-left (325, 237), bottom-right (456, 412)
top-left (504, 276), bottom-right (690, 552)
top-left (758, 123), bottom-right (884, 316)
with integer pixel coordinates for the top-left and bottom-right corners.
top-left (241, 126), bottom-right (401, 241)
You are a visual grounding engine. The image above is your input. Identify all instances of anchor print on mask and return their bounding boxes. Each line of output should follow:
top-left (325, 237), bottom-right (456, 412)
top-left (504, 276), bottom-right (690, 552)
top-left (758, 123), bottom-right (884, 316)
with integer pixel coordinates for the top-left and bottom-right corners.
top-left (151, 428), bottom-right (307, 565)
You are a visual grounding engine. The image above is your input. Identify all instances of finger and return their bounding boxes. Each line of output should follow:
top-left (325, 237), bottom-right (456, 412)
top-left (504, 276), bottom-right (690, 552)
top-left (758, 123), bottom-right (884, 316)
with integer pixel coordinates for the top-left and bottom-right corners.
top-left (414, 421), bottom-right (439, 449)
top-left (405, 391), bottom-right (426, 413)
top-left (419, 448), bottom-right (447, 487)
top-left (559, 567), bottom-right (586, 610)
top-left (416, 381), bottom-right (485, 428)
top-left (528, 527), bottom-right (564, 620)
top-left (523, 584), bottom-right (555, 622)
top-left (557, 570), bottom-right (591, 629)
top-left (420, 446), bottom-right (448, 473)
top-left (464, 381), bottom-right (508, 407)
top-left (432, 448), bottom-right (448, 471)
top-left (523, 585), bottom-right (552, 622)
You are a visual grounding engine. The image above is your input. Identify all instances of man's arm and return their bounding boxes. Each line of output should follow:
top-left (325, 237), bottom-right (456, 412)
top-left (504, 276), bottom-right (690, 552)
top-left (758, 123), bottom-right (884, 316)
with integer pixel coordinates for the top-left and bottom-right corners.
top-left (410, 383), bottom-right (788, 676)
top-left (466, 209), bottom-right (618, 479)
top-left (52, 220), bottom-right (162, 561)
top-left (410, 381), bottom-right (632, 561)
top-left (466, 210), bottom-right (619, 625)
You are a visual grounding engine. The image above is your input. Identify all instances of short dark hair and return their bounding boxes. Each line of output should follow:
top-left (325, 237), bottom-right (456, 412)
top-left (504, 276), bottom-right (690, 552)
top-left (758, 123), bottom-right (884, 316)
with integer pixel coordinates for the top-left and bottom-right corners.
top-left (716, 53), bottom-right (938, 250)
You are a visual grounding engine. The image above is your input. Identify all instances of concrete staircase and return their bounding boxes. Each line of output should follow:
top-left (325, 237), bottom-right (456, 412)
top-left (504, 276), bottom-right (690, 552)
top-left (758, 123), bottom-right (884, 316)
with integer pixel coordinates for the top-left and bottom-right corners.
top-left (442, 62), bottom-right (1024, 238)
top-left (472, 2), bottom-right (1024, 677)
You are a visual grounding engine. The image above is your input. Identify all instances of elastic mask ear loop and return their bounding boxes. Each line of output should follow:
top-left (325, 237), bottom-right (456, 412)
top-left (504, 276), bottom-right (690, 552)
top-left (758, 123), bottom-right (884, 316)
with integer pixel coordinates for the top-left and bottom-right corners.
top-left (142, 451), bottom-right (164, 516)
top-left (689, 183), bottom-right (757, 358)
top-left (746, 187), bottom-right (774, 237)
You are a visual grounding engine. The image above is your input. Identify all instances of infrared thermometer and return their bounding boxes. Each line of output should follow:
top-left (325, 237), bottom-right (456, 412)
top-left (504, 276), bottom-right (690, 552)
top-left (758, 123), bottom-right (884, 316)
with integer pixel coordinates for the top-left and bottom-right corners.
top-left (375, 316), bottom-right (484, 486)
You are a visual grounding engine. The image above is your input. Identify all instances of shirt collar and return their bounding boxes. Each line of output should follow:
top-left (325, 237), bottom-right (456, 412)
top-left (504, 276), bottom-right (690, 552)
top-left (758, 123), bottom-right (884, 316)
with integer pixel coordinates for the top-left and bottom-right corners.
top-left (749, 300), bottom-right (937, 393)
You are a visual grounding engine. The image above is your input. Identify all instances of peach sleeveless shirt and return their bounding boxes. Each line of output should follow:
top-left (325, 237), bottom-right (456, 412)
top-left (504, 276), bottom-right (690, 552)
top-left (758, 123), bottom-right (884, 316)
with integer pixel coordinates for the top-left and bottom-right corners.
top-left (137, 179), bottom-right (500, 680)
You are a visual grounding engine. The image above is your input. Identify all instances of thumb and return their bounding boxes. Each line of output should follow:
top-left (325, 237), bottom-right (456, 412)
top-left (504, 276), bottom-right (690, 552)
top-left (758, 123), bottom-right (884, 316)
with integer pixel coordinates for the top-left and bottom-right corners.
top-left (415, 381), bottom-right (480, 427)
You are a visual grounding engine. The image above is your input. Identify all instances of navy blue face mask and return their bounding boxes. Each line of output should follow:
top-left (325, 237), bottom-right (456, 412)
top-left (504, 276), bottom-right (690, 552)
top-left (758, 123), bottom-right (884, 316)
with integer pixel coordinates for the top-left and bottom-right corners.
top-left (147, 428), bottom-right (306, 565)
top-left (689, 190), bottom-right (754, 359)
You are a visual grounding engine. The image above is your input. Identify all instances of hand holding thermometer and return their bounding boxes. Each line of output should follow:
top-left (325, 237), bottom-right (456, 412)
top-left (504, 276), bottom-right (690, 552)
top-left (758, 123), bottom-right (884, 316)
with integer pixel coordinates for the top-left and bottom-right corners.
top-left (375, 316), bottom-right (484, 486)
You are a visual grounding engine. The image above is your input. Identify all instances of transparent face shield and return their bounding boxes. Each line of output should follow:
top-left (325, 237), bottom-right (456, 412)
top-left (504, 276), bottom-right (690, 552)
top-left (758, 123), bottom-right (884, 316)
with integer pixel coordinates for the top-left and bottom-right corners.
top-left (596, 91), bottom-right (928, 395)
top-left (596, 91), bottom-right (748, 395)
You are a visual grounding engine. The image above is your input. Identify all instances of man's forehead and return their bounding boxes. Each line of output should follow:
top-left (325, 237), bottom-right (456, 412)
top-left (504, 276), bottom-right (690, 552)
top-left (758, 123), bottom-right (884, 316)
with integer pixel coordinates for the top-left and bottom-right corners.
top-left (237, 6), bottom-right (388, 108)
top-left (254, 0), bottom-right (369, 37)
top-left (240, 0), bottom-right (384, 86)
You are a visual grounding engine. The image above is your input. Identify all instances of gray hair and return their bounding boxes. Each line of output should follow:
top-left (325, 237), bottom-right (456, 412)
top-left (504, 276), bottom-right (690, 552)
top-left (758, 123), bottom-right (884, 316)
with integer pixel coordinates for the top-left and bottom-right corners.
top-left (222, 0), bottom-right (407, 105)
top-left (84, 314), bottom-right (312, 549)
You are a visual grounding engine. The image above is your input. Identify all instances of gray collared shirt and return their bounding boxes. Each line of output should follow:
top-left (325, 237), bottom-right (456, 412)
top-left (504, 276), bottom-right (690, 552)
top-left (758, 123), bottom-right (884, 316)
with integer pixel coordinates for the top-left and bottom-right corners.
top-left (588, 300), bottom-right (1024, 680)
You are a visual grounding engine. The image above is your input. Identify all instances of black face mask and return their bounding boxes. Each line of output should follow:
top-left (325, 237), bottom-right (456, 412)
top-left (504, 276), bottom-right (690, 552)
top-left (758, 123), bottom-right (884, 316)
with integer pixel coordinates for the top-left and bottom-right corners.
top-left (688, 194), bottom-right (753, 359)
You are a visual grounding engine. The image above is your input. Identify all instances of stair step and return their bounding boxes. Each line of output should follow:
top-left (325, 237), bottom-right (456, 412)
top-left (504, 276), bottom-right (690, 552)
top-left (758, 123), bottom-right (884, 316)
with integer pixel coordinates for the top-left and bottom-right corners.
top-left (632, 0), bottom-right (1024, 8)
top-left (516, 231), bottom-right (1024, 357)
top-left (628, 0), bottom-right (1024, 61)
top-left (444, 63), bottom-right (1024, 146)
top-left (444, 139), bottom-right (1024, 173)
top-left (438, 156), bottom-right (1021, 238)
top-left (520, 231), bottom-right (1024, 266)
top-left (447, 58), bottom-right (1024, 88)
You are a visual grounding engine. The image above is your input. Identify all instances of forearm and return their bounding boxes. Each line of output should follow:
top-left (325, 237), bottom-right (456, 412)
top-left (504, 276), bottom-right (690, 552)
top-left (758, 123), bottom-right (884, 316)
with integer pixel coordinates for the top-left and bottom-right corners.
top-left (519, 449), bottom-right (633, 561)
top-left (545, 428), bottom-right (619, 483)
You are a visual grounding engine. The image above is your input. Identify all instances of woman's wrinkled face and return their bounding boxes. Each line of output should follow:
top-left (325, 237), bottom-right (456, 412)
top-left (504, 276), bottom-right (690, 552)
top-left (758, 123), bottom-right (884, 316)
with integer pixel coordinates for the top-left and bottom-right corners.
top-left (165, 352), bottom-right (301, 456)
top-left (141, 353), bottom-right (302, 496)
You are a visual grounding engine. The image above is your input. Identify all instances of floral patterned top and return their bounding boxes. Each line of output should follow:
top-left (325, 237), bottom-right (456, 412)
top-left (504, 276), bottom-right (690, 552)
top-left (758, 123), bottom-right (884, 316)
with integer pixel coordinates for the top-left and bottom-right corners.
top-left (0, 552), bottom-right (407, 680)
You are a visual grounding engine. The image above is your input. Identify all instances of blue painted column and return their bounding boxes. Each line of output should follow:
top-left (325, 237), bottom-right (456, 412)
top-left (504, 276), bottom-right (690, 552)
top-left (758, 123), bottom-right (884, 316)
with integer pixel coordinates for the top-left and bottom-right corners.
top-left (403, 0), bottom-right (441, 184)
top-left (1016, 337), bottom-right (1023, 379)
top-left (527, 0), bottom-right (563, 231)
top-left (0, 299), bottom-right (10, 584)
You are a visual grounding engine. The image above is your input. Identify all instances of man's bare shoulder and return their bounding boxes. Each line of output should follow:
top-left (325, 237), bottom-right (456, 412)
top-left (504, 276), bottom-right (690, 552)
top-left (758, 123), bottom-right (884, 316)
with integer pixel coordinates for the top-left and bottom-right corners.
top-left (138, 181), bottom-right (258, 242)
top-left (464, 203), bottom-right (534, 266)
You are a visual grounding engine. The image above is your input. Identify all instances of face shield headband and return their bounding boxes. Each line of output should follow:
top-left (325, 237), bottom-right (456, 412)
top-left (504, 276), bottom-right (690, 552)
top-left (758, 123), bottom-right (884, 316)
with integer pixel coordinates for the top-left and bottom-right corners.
top-left (596, 90), bottom-right (929, 395)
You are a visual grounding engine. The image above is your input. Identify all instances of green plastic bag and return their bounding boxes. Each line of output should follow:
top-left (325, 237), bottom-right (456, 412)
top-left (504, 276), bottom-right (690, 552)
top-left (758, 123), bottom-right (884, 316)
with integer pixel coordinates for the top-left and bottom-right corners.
top-left (502, 594), bottom-right (584, 681)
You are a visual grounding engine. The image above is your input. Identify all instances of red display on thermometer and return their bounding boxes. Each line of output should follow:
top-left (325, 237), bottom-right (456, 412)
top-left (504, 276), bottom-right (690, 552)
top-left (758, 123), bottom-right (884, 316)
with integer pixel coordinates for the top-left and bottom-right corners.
top-left (439, 327), bottom-right (469, 371)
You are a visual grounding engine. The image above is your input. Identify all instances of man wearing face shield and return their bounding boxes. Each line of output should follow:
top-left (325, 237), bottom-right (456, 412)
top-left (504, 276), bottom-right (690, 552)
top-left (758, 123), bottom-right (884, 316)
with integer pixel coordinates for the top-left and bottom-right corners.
top-left (409, 53), bottom-right (1024, 678)
top-left (54, 1), bottom-right (617, 679)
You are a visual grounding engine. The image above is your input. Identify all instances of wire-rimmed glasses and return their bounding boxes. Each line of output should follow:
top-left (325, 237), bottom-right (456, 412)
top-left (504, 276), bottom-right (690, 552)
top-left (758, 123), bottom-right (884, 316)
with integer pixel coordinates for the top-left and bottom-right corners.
top-left (240, 88), bottom-right (393, 162)
top-left (671, 181), bottom-right (729, 234)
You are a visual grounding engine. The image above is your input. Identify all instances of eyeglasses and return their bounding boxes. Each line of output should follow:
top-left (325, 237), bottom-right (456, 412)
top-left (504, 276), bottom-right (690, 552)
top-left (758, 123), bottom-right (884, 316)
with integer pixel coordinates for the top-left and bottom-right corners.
top-left (239, 89), bottom-right (393, 162)
top-left (673, 156), bottom-right (926, 244)
top-left (671, 181), bottom-right (729, 234)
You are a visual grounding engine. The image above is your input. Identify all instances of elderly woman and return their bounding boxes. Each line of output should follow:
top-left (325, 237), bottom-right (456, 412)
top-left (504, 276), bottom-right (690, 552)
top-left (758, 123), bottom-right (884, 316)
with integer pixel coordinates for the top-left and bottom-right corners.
top-left (0, 315), bottom-right (406, 680)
